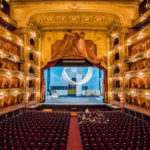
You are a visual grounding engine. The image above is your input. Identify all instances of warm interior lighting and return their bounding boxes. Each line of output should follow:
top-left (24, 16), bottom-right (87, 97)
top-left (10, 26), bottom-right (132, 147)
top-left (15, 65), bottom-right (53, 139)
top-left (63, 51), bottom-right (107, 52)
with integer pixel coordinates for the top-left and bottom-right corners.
top-left (0, 4), bottom-right (4, 9)
top-left (145, 92), bottom-right (150, 96)
top-left (137, 33), bottom-right (143, 40)
top-left (27, 77), bottom-right (30, 80)
top-left (126, 40), bottom-right (131, 46)
top-left (109, 78), bottom-right (112, 81)
top-left (126, 73), bottom-right (130, 77)
top-left (27, 46), bottom-right (31, 50)
top-left (18, 40), bottom-right (23, 46)
top-left (131, 90), bottom-right (135, 95)
top-left (111, 33), bottom-right (118, 38)
top-left (109, 66), bottom-right (112, 70)
top-left (118, 63), bottom-right (122, 67)
top-left (0, 51), bottom-right (3, 56)
top-left (108, 51), bottom-right (112, 55)
top-left (27, 63), bottom-right (31, 67)
top-left (36, 78), bottom-right (39, 81)
top-left (0, 92), bottom-right (4, 96)
top-left (26, 93), bottom-right (30, 98)
top-left (138, 72), bottom-right (143, 78)
top-left (7, 72), bottom-right (11, 76)
top-left (30, 31), bottom-right (36, 38)
top-left (118, 93), bottom-right (122, 97)
top-left (140, 17), bottom-right (146, 22)
top-left (13, 91), bottom-right (18, 96)
top-left (118, 46), bottom-right (122, 50)
top-left (19, 74), bottom-right (24, 79)
top-left (119, 77), bottom-right (122, 80)
top-left (36, 51), bottom-right (40, 55)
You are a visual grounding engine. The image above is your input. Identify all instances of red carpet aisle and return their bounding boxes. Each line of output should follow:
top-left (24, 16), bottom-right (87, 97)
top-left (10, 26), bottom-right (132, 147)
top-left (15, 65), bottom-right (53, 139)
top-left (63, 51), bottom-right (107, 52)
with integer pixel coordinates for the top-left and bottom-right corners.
top-left (67, 117), bottom-right (83, 150)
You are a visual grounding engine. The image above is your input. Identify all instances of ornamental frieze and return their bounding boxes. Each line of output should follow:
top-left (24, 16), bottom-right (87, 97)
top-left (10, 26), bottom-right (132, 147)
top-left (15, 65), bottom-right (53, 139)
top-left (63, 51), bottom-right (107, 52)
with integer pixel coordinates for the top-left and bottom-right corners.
top-left (28, 13), bottom-right (120, 27)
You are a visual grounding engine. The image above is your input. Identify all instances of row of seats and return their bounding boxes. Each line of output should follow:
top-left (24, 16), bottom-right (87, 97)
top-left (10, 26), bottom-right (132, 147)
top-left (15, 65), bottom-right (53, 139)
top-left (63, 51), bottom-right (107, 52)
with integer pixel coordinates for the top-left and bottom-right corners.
top-left (0, 112), bottom-right (70, 150)
top-left (78, 112), bottom-right (150, 150)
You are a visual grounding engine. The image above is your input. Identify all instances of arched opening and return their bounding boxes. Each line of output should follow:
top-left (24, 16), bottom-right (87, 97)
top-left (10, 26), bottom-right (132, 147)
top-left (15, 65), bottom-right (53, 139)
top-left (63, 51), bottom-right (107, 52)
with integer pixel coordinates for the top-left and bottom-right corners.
top-left (29, 67), bottom-right (35, 74)
top-left (29, 80), bottom-right (35, 88)
top-left (114, 67), bottom-right (120, 74)
top-left (30, 38), bottom-right (35, 46)
top-left (139, 0), bottom-right (147, 16)
top-left (114, 38), bottom-right (119, 46)
top-left (43, 60), bottom-right (104, 103)
top-left (115, 52), bottom-right (119, 60)
top-left (29, 53), bottom-right (34, 60)
top-left (0, 62), bottom-right (2, 68)
top-left (40, 31), bottom-right (107, 104)
top-left (1, 0), bottom-right (10, 16)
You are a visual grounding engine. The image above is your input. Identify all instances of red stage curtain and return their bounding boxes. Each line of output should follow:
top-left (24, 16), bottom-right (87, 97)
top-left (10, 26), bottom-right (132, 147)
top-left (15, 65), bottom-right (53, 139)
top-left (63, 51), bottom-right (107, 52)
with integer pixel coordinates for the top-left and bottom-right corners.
top-left (93, 63), bottom-right (107, 96)
top-left (41, 61), bottom-right (58, 101)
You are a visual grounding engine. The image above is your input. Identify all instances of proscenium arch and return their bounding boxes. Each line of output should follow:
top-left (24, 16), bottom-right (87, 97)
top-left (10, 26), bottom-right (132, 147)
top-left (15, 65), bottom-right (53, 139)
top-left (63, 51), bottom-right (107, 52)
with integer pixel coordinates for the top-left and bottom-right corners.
top-left (11, 0), bottom-right (138, 29)
top-left (25, 10), bottom-right (123, 28)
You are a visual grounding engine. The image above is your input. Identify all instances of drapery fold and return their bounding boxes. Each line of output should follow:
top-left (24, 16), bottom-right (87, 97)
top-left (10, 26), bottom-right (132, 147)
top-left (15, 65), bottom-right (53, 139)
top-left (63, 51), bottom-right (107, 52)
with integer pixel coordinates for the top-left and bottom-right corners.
top-left (50, 31), bottom-right (106, 68)
top-left (41, 61), bottom-right (58, 101)
top-left (93, 63), bottom-right (107, 96)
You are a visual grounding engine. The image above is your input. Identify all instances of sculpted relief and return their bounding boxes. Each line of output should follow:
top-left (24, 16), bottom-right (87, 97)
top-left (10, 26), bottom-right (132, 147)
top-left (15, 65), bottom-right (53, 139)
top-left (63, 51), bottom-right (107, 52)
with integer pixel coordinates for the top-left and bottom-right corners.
top-left (28, 13), bottom-right (120, 28)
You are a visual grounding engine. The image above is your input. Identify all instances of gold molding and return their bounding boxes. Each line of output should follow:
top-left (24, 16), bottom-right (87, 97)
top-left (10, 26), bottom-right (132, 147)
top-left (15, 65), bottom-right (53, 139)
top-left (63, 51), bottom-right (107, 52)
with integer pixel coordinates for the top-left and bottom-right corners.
top-left (0, 11), bottom-right (17, 28)
top-left (133, 10), bottom-right (150, 27)
top-left (28, 12), bottom-right (120, 30)
top-left (0, 26), bottom-right (23, 47)
top-left (126, 24), bottom-right (150, 45)
top-left (10, 1), bottom-right (138, 28)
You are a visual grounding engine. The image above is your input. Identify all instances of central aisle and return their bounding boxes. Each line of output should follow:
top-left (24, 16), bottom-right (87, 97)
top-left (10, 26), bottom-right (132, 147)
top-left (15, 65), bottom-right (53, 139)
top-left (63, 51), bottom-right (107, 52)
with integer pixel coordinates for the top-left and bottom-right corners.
top-left (67, 117), bottom-right (83, 150)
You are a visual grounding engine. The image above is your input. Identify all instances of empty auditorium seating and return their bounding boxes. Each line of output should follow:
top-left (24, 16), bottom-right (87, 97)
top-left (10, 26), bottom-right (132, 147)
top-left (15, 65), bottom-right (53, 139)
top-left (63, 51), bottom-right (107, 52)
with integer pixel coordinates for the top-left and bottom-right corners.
top-left (0, 111), bottom-right (70, 150)
top-left (78, 112), bottom-right (150, 150)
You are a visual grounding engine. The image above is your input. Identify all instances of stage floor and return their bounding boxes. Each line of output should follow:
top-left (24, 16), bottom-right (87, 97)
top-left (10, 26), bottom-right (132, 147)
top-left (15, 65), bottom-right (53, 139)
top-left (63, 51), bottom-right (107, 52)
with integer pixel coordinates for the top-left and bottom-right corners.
top-left (45, 96), bottom-right (103, 104)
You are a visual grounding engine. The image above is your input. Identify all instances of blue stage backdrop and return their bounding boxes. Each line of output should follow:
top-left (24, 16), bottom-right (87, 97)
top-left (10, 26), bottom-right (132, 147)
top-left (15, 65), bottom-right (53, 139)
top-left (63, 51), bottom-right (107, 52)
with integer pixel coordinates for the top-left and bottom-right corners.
top-left (44, 67), bottom-right (104, 102)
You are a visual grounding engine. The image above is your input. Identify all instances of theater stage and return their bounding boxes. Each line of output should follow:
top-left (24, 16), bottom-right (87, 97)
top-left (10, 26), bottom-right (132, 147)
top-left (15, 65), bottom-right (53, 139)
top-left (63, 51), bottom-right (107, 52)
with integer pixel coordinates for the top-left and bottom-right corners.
top-left (45, 96), bottom-right (103, 104)
top-left (28, 102), bottom-right (121, 111)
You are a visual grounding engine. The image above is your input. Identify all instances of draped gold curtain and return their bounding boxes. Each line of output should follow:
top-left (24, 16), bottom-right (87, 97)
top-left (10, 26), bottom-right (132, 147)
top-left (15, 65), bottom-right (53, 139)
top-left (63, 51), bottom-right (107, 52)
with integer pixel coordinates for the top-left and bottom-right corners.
top-left (42, 31), bottom-right (107, 69)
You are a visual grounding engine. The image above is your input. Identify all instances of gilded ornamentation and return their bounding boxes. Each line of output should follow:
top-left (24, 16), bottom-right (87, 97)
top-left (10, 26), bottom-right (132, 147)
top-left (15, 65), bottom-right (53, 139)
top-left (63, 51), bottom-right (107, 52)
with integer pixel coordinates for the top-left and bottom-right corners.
top-left (56, 16), bottom-right (67, 23)
top-left (94, 16), bottom-right (105, 22)
top-left (27, 13), bottom-right (120, 29)
top-left (81, 16), bottom-right (92, 23)
top-left (69, 16), bottom-right (80, 23)
top-left (70, 3), bottom-right (81, 11)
